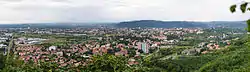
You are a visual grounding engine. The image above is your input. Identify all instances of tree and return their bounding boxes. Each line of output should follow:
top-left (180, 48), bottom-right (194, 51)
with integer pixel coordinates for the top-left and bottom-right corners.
top-left (0, 54), bottom-right (5, 69)
top-left (230, 2), bottom-right (250, 32)
top-left (84, 54), bottom-right (132, 72)
top-left (127, 48), bottom-right (136, 57)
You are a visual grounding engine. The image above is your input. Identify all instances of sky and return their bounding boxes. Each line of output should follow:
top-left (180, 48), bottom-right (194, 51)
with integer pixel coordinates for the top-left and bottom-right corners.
top-left (0, 0), bottom-right (249, 23)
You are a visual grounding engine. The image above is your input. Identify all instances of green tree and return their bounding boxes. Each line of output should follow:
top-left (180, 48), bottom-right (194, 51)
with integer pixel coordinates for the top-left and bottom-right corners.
top-left (84, 54), bottom-right (132, 72)
top-left (0, 54), bottom-right (5, 70)
top-left (230, 2), bottom-right (250, 32)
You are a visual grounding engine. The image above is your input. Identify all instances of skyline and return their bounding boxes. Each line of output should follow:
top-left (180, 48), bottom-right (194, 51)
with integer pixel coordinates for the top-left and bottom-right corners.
top-left (0, 0), bottom-right (249, 23)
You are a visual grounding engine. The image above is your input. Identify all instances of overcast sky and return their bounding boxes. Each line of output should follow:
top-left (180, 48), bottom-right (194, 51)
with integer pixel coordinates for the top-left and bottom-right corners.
top-left (0, 0), bottom-right (249, 23)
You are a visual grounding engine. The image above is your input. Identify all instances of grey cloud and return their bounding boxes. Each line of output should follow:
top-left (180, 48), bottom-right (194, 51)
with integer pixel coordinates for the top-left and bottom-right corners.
top-left (0, 0), bottom-right (249, 23)
top-left (51, 0), bottom-right (68, 2)
top-left (0, 0), bottom-right (23, 2)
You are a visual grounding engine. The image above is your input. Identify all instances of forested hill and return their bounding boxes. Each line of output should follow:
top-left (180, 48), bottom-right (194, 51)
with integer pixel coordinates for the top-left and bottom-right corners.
top-left (116, 20), bottom-right (201, 28)
top-left (115, 20), bottom-right (246, 28)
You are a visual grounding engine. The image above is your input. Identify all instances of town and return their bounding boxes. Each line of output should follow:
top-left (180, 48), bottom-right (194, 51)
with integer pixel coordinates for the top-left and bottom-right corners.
top-left (0, 27), bottom-right (246, 70)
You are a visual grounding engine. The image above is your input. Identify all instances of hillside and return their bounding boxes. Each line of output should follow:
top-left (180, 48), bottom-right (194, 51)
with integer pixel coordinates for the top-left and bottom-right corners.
top-left (141, 35), bottom-right (250, 72)
top-left (197, 35), bottom-right (250, 72)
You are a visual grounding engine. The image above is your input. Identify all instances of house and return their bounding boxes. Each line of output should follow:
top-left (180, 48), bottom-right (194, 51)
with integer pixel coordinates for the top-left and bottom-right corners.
top-left (182, 48), bottom-right (201, 55)
top-left (56, 51), bottom-right (63, 56)
top-left (128, 58), bottom-right (139, 65)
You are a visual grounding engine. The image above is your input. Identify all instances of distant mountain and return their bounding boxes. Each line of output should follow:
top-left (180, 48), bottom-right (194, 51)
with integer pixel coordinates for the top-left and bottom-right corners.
top-left (116, 20), bottom-right (202, 28)
top-left (0, 20), bottom-right (246, 28)
top-left (115, 20), bottom-right (246, 28)
top-left (0, 23), bottom-right (103, 28)
top-left (204, 21), bottom-right (246, 28)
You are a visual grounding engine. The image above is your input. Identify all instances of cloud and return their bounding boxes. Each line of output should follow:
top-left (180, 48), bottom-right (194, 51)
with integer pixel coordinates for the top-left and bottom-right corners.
top-left (0, 0), bottom-right (249, 23)
top-left (0, 0), bottom-right (23, 2)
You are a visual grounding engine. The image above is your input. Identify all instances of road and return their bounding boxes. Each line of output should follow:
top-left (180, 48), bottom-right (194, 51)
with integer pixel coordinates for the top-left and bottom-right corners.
top-left (6, 36), bottom-right (14, 61)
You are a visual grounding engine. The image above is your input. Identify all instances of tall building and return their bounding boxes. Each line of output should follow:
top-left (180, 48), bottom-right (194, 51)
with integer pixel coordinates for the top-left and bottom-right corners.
top-left (141, 42), bottom-right (149, 53)
top-left (137, 42), bottom-right (150, 53)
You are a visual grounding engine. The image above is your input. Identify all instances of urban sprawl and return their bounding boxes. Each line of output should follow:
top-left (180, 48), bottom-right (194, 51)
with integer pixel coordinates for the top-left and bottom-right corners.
top-left (0, 27), bottom-right (246, 68)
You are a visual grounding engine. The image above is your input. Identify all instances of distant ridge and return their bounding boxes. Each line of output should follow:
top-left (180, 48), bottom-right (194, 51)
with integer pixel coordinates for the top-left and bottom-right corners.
top-left (0, 20), bottom-right (246, 28)
top-left (115, 20), bottom-right (246, 28)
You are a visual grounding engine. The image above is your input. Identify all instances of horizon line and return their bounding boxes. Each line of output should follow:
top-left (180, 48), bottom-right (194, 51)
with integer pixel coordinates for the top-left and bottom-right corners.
top-left (0, 20), bottom-right (245, 24)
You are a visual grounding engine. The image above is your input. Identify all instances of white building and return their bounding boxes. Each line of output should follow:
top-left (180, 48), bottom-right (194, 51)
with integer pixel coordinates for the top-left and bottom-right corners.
top-left (49, 46), bottom-right (57, 51)
top-left (0, 44), bottom-right (7, 48)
